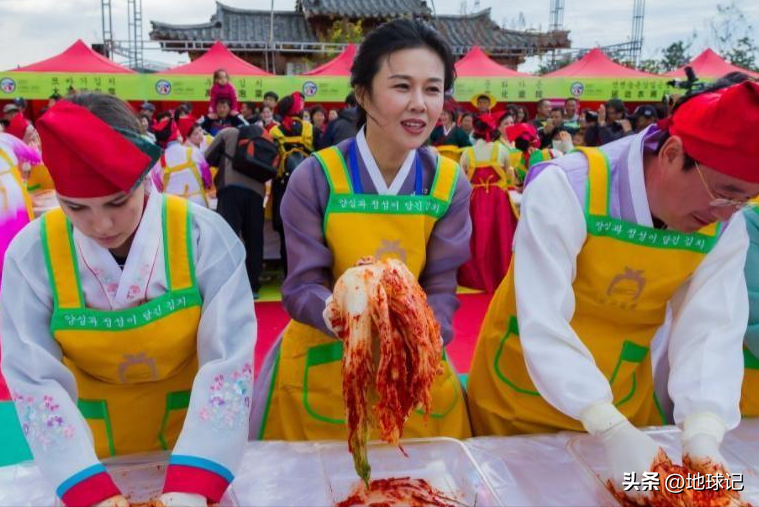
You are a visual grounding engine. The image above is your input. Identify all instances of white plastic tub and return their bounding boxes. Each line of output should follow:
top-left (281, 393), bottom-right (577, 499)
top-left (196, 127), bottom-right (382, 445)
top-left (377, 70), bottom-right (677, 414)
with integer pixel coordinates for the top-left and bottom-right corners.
top-left (566, 427), bottom-right (759, 506)
top-left (318, 437), bottom-right (500, 507)
top-left (466, 433), bottom-right (600, 506)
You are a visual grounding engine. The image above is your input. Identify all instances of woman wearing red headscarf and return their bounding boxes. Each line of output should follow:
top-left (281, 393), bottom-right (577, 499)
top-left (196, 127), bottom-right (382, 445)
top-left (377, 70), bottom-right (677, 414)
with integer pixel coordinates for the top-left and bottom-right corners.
top-left (269, 92), bottom-right (314, 274)
top-left (457, 119), bottom-right (518, 293)
top-left (0, 93), bottom-right (256, 507)
top-left (151, 117), bottom-right (212, 208)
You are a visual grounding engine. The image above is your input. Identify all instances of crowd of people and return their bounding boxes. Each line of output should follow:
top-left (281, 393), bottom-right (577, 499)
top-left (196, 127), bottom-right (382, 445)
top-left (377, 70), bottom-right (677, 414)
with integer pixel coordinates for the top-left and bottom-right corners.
top-left (0, 16), bottom-right (758, 507)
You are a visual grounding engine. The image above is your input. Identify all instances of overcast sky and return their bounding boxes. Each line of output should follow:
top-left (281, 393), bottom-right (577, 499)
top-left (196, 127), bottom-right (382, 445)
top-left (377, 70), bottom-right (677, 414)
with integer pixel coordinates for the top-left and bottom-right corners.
top-left (0, 0), bottom-right (757, 72)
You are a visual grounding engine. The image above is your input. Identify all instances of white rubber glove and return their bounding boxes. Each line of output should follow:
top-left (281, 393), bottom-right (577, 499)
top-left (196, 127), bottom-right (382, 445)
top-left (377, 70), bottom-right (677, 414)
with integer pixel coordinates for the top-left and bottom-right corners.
top-left (92, 495), bottom-right (128, 507)
top-left (324, 264), bottom-right (384, 337)
top-left (158, 492), bottom-right (207, 507)
top-left (581, 402), bottom-right (660, 501)
top-left (682, 412), bottom-right (730, 473)
top-left (322, 295), bottom-right (339, 335)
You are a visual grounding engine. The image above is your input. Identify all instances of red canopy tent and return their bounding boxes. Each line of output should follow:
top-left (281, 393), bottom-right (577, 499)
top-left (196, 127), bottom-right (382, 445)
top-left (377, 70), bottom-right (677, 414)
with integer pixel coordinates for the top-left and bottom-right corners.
top-left (11, 39), bottom-right (135, 74)
top-left (455, 46), bottom-right (530, 77)
top-left (302, 44), bottom-right (356, 76)
top-left (4, 39), bottom-right (135, 119)
top-left (160, 40), bottom-right (271, 76)
top-left (545, 47), bottom-right (655, 78)
top-left (664, 48), bottom-right (759, 79)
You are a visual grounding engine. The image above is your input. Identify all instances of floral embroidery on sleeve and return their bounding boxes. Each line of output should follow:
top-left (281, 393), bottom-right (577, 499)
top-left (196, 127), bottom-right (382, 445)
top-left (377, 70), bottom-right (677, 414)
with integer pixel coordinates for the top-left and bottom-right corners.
top-left (12, 393), bottom-right (75, 452)
top-left (198, 363), bottom-right (253, 429)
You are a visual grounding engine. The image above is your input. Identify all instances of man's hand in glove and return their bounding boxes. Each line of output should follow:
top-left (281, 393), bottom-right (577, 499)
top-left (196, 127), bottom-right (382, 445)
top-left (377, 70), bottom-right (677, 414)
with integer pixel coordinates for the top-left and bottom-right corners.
top-left (581, 402), bottom-right (662, 501)
top-left (682, 412), bottom-right (730, 474)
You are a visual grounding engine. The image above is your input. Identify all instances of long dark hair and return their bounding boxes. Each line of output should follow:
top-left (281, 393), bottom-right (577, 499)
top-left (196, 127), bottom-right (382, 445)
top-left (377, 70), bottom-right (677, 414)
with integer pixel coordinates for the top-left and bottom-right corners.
top-left (350, 18), bottom-right (455, 129)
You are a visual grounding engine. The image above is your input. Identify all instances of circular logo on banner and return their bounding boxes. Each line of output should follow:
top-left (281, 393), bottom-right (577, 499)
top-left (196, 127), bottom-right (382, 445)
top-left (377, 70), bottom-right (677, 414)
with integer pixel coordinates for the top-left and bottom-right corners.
top-left (302, 81), bottom-right (318, 97)
top-left (570, 81), bottom-right (585, 97)
top-left (0, 78), bottom-right (17, 94)
top-left (155, 79), bottom-right (172, 96)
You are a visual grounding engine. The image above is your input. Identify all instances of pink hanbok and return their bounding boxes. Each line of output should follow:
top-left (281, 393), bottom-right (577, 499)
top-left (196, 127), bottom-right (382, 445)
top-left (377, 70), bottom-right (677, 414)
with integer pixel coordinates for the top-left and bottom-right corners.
top-left (0, 134), bottom-right (39, 288)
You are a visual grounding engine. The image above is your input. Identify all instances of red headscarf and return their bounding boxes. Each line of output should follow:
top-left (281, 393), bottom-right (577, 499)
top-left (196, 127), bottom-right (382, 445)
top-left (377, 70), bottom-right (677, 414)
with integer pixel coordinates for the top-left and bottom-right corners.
top-left (5, 113), bottom-right (30, 140)
top-left (660, 81), bottom-right (759, 182)
top-left (176, 116), bottom-right (197, 141)
top-left (154, 117), bottom-right (179, 148)
top-left (282, 92), bottom-right (305, 132)
top-left (505, 123), bottom-right (539, 146)
top-left (36, 101), bottom-right (161, 198)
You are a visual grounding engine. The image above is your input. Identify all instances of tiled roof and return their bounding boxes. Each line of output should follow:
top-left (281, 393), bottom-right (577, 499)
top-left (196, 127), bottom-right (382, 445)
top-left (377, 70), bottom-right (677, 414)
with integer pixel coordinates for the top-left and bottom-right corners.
top-left (296, 0), bottom-right (432, 17)
top-left (150, 2), bottom-right (317, 45)
top-left (434, 9), bottom-right (570, 55)
top-left (150, 3), bottom-right (569, 55)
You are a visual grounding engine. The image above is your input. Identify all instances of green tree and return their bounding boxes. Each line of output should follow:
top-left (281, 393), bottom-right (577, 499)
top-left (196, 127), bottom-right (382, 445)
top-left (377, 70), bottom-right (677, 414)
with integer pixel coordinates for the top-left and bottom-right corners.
top-left (324, 19), bottom-right (364, 48)
top-left (637, 58), bottom-right (662, 74)
top-left (659, 40), bottom-right (692, 72)
top-left (725, 35), bottom-right (758, 71)
top-left (536, 52), bottom-right (573, 75)
top-left (709, 2), bottom-right (752, 56)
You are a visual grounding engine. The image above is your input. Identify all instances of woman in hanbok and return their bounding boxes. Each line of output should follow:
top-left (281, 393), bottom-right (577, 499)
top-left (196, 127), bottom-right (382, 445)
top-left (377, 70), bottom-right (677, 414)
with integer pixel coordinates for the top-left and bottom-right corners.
top-left (457, 128), bottom-right (518, 293)
top-left (151, 117), bottom-right (212, 208)
top-left (250, 18), bottom-right (472, 442)
top-left (429, 99), bottom-right (471, 161)
top-left (505, 123), bottom-right (562, 187)
top-left (0, 133), bottom-right (38, 289)
top-left (0, 93), bottom-right (256, 507)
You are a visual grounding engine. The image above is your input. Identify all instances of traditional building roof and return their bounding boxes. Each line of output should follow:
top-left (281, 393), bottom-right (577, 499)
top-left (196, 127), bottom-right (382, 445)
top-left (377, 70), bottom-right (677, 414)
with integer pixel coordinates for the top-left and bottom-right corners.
top-left (151, 3), bottom-right (318, 47)
top-left (432, 9), bottom-right (569, 57)
top-left (150, 2), bottom-right (569, 62)
top-left (296, 0), bottom-right (432, 18)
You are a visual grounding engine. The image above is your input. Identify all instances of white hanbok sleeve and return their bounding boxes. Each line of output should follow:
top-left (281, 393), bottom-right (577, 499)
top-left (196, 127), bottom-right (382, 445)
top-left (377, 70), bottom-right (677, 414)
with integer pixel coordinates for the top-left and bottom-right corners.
top-left (513, 165), bottom-right (617, 419)
top-left (163, 204), bottom-right (257, 502)
top-left (667, 213), bottom-right (748, 430)
top-left (0, 221), bottom-right (122, 507)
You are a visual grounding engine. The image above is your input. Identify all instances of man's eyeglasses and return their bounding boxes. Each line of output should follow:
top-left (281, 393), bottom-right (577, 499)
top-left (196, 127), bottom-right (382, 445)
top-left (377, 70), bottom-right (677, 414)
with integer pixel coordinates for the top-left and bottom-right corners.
top-left (693, 161), bottom-right (752, 210)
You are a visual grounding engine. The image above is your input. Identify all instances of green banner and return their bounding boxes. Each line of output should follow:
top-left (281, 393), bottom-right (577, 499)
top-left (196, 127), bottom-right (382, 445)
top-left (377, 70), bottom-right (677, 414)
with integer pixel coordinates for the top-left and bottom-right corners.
top-left (0, 72), bottom-right (143, 100)
top-left (453, 76), bottom-right (674, 103)
top-left (0, 71), bottom-right (677, 103)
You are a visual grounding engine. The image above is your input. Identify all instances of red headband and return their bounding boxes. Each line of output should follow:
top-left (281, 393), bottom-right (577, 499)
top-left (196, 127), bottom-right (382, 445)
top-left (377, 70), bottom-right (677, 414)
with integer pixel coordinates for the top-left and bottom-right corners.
top-left (176, 116), bottom-right (197, 140)
top-left (154, 117), bottom-right (179, 148)
top-left (5, 113), bottom-right (30, 140)
top-left (37, 101), bottom-right (160, 198)
top-left (666, 81), bottom-right (759, 182)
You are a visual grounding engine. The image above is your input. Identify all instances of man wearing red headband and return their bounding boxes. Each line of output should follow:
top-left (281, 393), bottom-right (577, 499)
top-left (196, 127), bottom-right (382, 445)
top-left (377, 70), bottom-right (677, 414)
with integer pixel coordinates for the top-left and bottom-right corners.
top-left (468, 81), bottom-right (759, 503)
top-left (0, 94), bottom-right (257, 507)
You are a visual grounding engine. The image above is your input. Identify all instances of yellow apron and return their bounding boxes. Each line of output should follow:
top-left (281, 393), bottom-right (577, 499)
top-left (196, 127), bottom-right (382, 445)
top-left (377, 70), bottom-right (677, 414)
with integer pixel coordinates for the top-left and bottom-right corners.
top-left (258, 145), bottom-right (471, 440)
top-left (42, 195), bottom-right (202, 456)
top-left (505, 145), bottom-right (527, 185)
top-left (741, 348), bottom-right (759, 417)
top-left (270, 120), bottom-right (315, 176)
top-left (434, 144), bottom-right (462, 162)
top-left (0, 148), bottom-right (33, 220)
top-left (25, 164), bottom-right (55, 193)
top-left (467, 147), bottom-right (722, 435)
top-left (160, 148), bottom-right (209, 207)
top-left (463, 144), bottom-right (519, 218)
